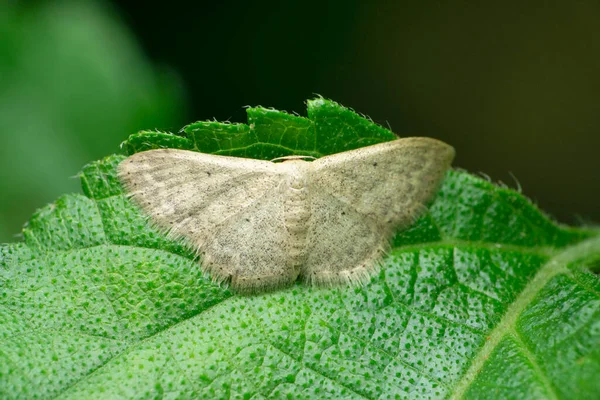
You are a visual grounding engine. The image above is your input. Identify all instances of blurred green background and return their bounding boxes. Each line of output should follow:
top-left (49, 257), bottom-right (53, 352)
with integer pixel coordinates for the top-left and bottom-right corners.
top-left (1, 0), bottom-right (599, 243)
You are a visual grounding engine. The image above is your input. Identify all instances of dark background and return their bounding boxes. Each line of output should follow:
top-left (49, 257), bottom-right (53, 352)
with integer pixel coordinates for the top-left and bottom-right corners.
top-left (1, 0), bottom-right (598, 242)
top-left (111, 0), bottom-right (600, 223)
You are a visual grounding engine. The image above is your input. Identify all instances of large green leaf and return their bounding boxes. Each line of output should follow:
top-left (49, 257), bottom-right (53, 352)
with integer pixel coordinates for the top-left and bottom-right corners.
top-left (1, 99), bottom-right (599, 399)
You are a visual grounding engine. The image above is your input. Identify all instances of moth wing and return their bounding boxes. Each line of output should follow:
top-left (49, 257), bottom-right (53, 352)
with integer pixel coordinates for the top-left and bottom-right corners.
top-left (303, 138), bottom-right (455, 286)
top-left (118, 149), bottom-right (296, 292)
top-left (200, 187), bottom-right (299, 293)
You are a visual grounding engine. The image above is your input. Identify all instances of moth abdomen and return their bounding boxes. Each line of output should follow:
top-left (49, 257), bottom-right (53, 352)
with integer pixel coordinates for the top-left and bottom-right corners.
top-left (282, 166), bottom-right (311, 268)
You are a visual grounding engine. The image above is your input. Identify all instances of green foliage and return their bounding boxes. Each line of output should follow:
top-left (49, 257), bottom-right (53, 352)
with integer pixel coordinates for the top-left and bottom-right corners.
top-left (1, 99), bottom-right (599, 399)
top-left (123, 98), bottom-right (395, 159)
top-left (0, 0), bottom-right (185, 242)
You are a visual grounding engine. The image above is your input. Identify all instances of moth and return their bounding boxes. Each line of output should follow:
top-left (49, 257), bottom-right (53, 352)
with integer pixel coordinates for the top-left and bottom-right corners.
top-left (118, 137), bottom-right (455, 294)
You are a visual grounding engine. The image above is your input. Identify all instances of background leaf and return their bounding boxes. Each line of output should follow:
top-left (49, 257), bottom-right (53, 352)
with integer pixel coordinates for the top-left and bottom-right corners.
top-left (1, 99), bottom-right (599, 399)
top-left (0, 0), bottom-right (185, 242)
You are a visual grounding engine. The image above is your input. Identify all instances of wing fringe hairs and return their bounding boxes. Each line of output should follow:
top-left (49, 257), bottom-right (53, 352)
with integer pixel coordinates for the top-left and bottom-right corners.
top-left (301, 199), bottom-right (430, 289)
top-left (117, 137), bottom-right (455, 294)
top-left (119, 189), bottom-right (228, 286)
top-left (119, 182), bottom-right (388, 293)
top-left (119, 191), bottom-right (299, 294)
top-left (121, 192), bottom-right (420, 293)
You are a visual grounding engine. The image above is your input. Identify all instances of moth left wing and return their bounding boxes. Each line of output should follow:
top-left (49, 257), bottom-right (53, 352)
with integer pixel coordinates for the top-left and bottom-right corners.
top-left (118, 148), bottom-right (287, 251)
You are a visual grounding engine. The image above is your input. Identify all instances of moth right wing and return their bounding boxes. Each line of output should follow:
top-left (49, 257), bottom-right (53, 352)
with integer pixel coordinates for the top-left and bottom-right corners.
top-left (118, 149), bottom-right (296, 291)
top-left (303, 138), bottom-right (455, 286)
top-left (309, 138), bottom-right (455, 229)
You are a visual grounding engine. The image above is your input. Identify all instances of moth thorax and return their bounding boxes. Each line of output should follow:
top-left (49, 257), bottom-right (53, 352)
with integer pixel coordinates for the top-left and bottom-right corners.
top-left (283, 172), bottom-right (310, 267)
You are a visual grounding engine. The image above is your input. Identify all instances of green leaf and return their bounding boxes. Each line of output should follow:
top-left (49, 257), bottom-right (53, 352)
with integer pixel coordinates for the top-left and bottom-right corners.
top-left (0, 0), bottom-right (185, 242)
top-left (122, 97), bottom-right (395, 160)
top-left (1, 98), bottom-right (599, 399)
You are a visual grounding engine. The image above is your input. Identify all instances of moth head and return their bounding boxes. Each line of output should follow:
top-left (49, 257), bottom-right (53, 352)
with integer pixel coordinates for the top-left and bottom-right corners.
top-left (270, 155), bottom-right (316, 163)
